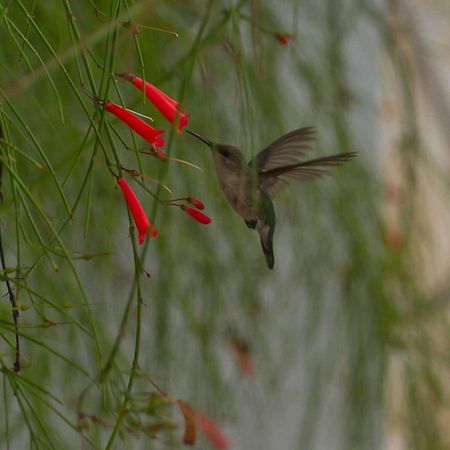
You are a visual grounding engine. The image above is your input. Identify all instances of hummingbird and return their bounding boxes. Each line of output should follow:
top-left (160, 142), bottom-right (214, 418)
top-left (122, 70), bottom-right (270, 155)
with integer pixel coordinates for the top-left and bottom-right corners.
top-left (186, 127), bottom-right (356, 269)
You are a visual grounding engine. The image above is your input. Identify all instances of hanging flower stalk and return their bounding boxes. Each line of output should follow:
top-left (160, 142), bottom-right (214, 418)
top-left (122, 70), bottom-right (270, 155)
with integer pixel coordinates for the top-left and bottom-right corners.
top-left (117, 177), bottom-right (157, 244)
top-left (104, 101), bottom-right (165, 148)
top-left (117, 72), bottom-right (190, 132)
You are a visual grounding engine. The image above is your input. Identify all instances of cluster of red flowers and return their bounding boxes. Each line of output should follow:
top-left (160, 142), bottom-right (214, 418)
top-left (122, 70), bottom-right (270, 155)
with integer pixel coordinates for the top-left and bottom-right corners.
top-left (103, 72), bottom-right (212, 245)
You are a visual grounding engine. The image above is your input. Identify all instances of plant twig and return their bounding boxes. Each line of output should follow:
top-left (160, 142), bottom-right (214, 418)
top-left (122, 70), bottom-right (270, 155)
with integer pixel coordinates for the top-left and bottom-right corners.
top-left (0, 123), bottom-right (20, 373)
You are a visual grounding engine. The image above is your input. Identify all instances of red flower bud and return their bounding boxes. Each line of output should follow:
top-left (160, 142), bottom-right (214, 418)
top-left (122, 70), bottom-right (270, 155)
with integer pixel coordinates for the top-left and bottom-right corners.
top-left (187, 197), bottom-right (205, 210)
top-left (150, 226), bottom-right (159, 238)
top-left (150, 146), bottom-right (168, 162)
top-left (104, 101), bottom-right (165, 147)
top-left (230, 340), bottom-right (255, 377)
top-left (117, 72), bottom-right (190, 132)
top-left (275, 33), bottom-right (291, 45)
top-left (181, 205), bottom-right (211, 225)
top-left (117, 177), bottom-right (155, 244)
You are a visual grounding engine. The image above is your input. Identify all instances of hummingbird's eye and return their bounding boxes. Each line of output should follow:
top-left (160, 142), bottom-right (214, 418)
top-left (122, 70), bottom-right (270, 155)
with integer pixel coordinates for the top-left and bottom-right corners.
top-left (218, 147), bottom-right (231, 158)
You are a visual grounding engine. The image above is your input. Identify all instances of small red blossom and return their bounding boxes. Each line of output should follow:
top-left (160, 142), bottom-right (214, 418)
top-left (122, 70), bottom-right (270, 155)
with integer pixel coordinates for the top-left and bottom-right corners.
top-left (150, 226), bottom-right (159, 238)
top-left (104, 101), bottom-right (165, 147)
top-left (117, 177), bottom-right (155, 244)
top-left (197, 413), bottom-right (230, 450)
top-left (275, 33), bottom-right (291, 45)
top-left (118, 72), bottom-right (190, 132)
top-left (383, 226), bottom-right (404, 249)
top-left (181, 205), bottom-right (211, 225)
top-left (187, 197), bottom-right (205, 210)
top-left (177, 400), bottom-right (230, 449)
top-left (230, 340), bottom-right (255, 377)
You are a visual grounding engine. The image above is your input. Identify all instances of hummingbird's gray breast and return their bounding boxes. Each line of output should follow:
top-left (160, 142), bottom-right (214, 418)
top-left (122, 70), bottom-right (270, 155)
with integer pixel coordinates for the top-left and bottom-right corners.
top-left (213, 155), bottom-right (261, 221)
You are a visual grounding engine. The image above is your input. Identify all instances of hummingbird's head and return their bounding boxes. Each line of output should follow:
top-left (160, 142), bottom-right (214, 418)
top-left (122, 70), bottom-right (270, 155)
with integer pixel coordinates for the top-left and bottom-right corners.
top-left (213, 144), bottom-right (245, 169)
top-left (186, 129), bottom-right (246, 170)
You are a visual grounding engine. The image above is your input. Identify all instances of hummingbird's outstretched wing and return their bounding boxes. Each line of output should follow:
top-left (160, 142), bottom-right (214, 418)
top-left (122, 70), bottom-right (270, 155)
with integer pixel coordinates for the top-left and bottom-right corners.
top-left (258, 152), bottom-right (357, 199)
top-left (248, 127), bottom-right (316, 172)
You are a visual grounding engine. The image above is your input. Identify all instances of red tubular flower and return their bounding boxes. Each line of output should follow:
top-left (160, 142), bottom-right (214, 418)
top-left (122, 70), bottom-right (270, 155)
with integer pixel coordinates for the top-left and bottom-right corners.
top-left (275, 33), bottom-right (291, 45)
top-left (104, 101), bottom-right (165, 147)
top-left (117, 177), bottom-right (155, 244)
top-left (117, 72), bottom-right (190, 132)
top-left (181, 205), bottom-right (211, 225)
top-left (197, 413), bottom-right (230, 450)
top-left (187, 197), bottom-right (205, 210)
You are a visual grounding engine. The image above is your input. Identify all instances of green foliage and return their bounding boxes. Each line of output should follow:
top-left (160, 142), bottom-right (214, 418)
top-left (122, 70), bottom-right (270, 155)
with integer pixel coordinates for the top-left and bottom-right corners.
top-left (0, 1), bottom-right (449, 449)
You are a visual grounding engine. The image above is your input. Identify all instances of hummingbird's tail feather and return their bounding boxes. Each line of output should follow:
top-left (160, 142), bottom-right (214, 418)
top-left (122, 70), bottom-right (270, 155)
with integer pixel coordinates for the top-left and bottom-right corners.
top-left (186, 129), bottom-right (212, 146)
top-left (262, 240), bottom-right (274, 269)
top-left (257, 221), bottom-right (275, 270)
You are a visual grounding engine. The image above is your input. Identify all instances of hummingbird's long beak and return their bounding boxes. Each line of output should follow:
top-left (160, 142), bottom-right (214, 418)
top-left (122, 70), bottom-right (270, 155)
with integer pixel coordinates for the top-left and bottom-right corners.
top-left (186, 129), bottom-right (212, 147)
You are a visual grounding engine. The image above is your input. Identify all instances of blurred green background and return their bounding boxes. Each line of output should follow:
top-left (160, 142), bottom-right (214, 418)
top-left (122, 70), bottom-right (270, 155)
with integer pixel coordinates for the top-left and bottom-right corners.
top-left (1, 0), bottom-right (449, 449)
